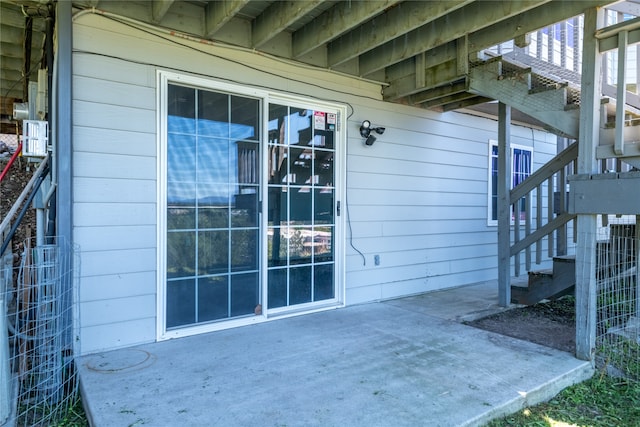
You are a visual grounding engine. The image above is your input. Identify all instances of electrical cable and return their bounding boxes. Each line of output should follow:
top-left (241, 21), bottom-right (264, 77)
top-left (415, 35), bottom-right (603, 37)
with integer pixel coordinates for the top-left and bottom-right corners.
top-left (3, 74), bottom-right (25, 99)
top-left (72, 6), bottom-right (390, 88)
top-left (344, 139), bottom-right (366, 266)
top-left (72, 9), bottom-right (384, 104)
top-left (74, 49), bottom-right (357, 121)
top-left (2, 53), bottom-right (45, 99)
top-left (72, 8), bottom-right (369, 266)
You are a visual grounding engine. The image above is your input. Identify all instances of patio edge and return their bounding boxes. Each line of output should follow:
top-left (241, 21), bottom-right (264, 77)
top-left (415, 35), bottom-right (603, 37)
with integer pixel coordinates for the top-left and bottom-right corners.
top-left (461, 361), bottom-right (595, 427)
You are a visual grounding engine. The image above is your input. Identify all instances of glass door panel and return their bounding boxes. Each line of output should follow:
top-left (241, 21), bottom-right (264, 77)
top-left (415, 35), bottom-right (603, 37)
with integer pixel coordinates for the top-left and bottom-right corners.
top-left (266, 103), bottom-right (336, 310)
top-left (166, 84), bottom-right (261, 330)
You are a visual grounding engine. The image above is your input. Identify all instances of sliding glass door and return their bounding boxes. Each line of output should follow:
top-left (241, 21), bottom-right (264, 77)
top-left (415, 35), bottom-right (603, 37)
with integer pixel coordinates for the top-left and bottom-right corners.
top-left (165, 84), bottom-right (260, 329)
top-left (161, 74), bottom-right (342, 335)
top-left (266, 103), bottom-right (336, 310)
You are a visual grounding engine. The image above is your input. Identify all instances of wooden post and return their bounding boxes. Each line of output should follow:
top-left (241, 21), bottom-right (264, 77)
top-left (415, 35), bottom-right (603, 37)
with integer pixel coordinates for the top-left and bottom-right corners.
top-left (615, 30), bottom-right (628, 157)
top-left (498, 102), bottom-right (512, 307)
top-left (636, 215), bottom-right (640, 318)
top-left (557, 136), bottom-right (567, 257)
top-left (548, 24), bottom-right (554, 62)
top-left (57, 0), bottom-right (72, 247)
top-left (576, 7), bottom-right (603, 362)
top-left (573, 17), bottom-right (581, 73)
top-left (56, 0), bottom-right (74, 351)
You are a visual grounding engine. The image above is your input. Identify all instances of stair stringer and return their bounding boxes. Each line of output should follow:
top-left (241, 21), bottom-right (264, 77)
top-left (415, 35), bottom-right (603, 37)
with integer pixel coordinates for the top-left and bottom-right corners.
top-left (468, 61), bottom-right (580, 138)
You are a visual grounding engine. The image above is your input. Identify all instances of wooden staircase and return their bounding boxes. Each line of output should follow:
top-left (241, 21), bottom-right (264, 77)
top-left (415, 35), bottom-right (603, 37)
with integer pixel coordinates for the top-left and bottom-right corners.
top-left (468, 54), bottom-right (581, 138)
top-left (467, 54), bottom-right (581, 305)
top-left (413, 32), bottom-right (640, 305)
top-left (511, 255), bottom-right (576, 305)
top-left (465, 50), bottom-right (640, 306)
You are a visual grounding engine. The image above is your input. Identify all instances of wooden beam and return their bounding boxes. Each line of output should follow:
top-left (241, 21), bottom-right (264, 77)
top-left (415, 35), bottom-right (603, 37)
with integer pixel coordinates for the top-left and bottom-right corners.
top-left (456, 35), bottom-right (469, 76)
top-left (2, 54), bottom-right (41, 76)
top-left (327, 0), bottom-right (471, 67)
top-left (405, 80), bottom-right (469, 105)
top-left (570, 172), bottom-right (640, 215)
top-left (360, 0), bottom-right (612, 79)
top-left (252, 0), bottom-right (322, 48)
top-left (384, 59), bottom-right (461, 100)
top-left (596, 15), bottom-right (640, 50)
top-left (469, 0), bottom-right (612, 54)
top-left (151, 0), bottom-right (174, 24)
top-left (204, 0), bottom-right (250, 39)
top-left (575, 7), bottom-right (603, 362)
top-left (1, 80), bottom-right (22, 99)
top-left (0, 41), bottom-right (25, 59)
top-left (415, 52), bottom-right (425, 88)
top-left (1, 24), bottom-right (25, 43)
top-left (498, 102), bottom-right (512, 308)
top-left (292, 0), bottom-right (396, 59)
top-left (375, 43), bottom-right (458, 95)
top-left (515, 33), bottom-right (531, 48)
top-left (420, 91), bottom-right (476, 109)
top-left (596, 141), bottom-right (640, 159)
top-left (359, 0), bottom-right (548, 76)
top-left (441, 96), bottom-right (492, 111)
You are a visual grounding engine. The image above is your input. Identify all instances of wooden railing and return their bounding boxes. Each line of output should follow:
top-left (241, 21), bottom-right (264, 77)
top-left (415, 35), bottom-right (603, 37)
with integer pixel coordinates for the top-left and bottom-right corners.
top-left (510, 142), bottom-right (578, 277)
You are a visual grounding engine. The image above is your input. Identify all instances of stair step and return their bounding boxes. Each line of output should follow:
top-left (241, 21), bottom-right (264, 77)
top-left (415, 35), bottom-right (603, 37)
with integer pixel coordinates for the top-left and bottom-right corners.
top-left (512, 255), bottom-right (576, 305)
top-left (529, 269), bottom-right (553, 278)
top-left (511, 283), bottom-right (575, 306)
top-left (554, 254), bottom-right (575, 262)
top-left (528, 81), bottom-right (567, 95)
top-left (499, 59), bottom-right (530, 75)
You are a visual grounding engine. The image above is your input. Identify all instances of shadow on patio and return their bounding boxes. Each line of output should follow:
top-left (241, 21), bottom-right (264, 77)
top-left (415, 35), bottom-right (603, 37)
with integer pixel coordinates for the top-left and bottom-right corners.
top-left (78, 280), bottom-right (592, 427)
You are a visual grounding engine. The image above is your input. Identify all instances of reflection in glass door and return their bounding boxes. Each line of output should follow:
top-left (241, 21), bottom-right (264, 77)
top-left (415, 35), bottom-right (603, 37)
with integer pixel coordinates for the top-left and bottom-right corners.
top-left (267, 104), bottom-right (336, 310)
top-left (165, 84), bottom-right (260, 329)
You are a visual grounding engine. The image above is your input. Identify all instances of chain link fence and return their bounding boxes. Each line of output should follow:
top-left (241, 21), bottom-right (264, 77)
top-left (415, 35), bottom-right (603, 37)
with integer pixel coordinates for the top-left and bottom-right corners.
top-left (595, 216), bottom-right (640, 382)
top-left (1, 237), bottom-right (79, 426)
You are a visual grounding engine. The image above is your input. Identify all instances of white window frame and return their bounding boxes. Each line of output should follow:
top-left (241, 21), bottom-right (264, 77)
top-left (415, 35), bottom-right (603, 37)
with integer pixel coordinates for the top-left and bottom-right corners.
top-left (487, 139), bottom-right (534, 227)
top-left (156, 70), bottom-right (346, 341)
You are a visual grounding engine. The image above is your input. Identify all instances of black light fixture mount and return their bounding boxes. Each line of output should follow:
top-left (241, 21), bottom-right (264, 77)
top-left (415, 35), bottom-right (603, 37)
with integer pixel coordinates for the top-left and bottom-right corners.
top-left (359, 120), bottom-right (386, 146)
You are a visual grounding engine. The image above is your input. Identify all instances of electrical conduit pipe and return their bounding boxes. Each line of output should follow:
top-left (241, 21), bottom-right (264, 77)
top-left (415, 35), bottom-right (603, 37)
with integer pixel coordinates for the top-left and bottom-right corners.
top-left (0, 162), bottom-right (50, 258)
top-left (0, 143), bottom-right (23, 184)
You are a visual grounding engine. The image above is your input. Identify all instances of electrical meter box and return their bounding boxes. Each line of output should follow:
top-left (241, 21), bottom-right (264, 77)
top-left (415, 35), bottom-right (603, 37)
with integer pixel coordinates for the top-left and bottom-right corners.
top-left (22, 120), bottom-right (49, 157)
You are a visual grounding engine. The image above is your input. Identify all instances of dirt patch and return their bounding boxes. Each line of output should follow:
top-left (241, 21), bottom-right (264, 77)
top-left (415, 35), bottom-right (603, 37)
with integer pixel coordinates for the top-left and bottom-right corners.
top-left (465, 296), bottom-right (576, 354)
top-left (1, 153), bottom-right (37, 255)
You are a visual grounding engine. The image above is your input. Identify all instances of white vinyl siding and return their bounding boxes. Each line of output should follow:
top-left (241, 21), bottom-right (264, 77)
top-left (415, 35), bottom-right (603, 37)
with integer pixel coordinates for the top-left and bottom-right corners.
top-left (73, 22), bottom-right (158, 354)
top-left (72, 13), bottom-right (558, 354)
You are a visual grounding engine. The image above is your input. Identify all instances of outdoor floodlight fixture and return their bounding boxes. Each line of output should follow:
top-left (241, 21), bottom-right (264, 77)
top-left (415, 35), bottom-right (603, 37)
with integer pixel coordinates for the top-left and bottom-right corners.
top-left (359, 120), bottom-right (386, 146)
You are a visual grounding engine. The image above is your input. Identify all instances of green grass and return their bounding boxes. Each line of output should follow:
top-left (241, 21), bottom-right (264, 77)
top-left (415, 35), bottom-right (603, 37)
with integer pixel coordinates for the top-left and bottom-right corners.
top-left (42, 373), bottom-right (640, 427)
top-left (54, 395), bottom-right (89, 427)
top-left (485, 373), bottom-right (640, 427)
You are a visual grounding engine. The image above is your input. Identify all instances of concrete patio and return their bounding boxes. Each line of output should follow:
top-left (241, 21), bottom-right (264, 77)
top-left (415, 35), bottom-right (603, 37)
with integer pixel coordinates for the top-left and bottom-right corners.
top-left (78, 280), bottom-right (592, 427)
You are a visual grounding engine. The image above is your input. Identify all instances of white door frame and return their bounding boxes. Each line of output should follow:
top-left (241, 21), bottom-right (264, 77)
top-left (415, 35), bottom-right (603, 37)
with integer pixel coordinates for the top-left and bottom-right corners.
top-left (156, 71), bottom-right (346, 341)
